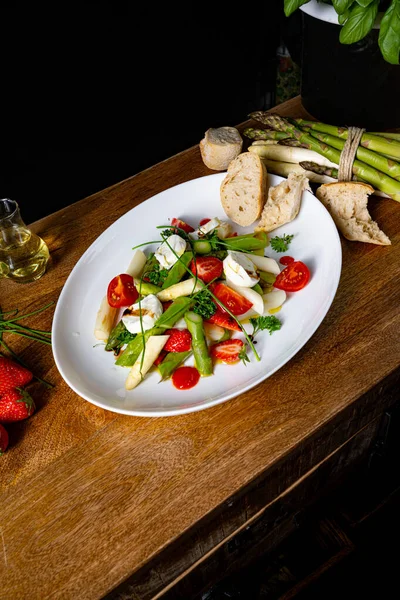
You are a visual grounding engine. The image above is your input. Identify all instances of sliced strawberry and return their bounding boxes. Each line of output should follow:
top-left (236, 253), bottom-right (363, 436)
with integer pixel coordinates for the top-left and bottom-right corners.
top-left (190, 256), bottom-right (223, 284)
top-left (199, 218), bottom-right (211, 226)
top-left (210, 339), bottom-right (246, 364)
top-left (205, 308), bottom-right (241, 332)
top-left (162, 301), bottom-right (173, 312)
top-left (170, 218), bottom-right (195, 234)
top-left (164, 329), bottom-right (192, 353)
top-left (0, 357), bottom-right (33, 395)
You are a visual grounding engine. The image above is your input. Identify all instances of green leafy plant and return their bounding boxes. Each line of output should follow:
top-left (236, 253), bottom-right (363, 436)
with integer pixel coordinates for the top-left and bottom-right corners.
top-left (284, 0), bottom-right (400, 65)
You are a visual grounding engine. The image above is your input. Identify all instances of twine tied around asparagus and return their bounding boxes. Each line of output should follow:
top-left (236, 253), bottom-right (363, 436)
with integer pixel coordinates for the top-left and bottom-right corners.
top-left (338, 126), bottom-right (366, 182)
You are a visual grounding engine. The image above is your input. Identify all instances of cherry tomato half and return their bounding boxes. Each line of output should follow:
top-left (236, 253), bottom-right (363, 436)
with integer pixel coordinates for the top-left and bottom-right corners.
top-left (273, 261), bottom-right (310, 292)
top-left (209, 282), bottom-right (252, 315)
top-left (170, 217), bottom-right (195, 234)
top-left (107, 273), bottom-right (139, 308)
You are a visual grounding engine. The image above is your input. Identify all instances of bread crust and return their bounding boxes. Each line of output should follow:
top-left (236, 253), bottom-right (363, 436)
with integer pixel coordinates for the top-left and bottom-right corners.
top-left (316, 182), bottom-right (391, 245)
top-left (220, 152), bottom-right (268, 226)
top-left (200, 126), bottom-right (243, 171)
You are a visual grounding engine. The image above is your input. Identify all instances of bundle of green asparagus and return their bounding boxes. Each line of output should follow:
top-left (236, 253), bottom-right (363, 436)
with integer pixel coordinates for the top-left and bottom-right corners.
top-left (244, 114), bottom-right (400, 202)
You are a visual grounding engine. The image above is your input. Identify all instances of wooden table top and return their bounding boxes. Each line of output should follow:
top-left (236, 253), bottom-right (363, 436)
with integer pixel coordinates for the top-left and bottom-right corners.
top-left (1, 97), bottom-right (400, 600)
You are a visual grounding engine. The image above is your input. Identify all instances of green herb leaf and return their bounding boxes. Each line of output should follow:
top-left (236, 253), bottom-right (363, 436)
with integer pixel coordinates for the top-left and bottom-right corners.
top-left (192, 290), bottom-right (217, 320)
top-left (270, 234), bottom-right (294, 253)
top-left (333, 0), bottom-right (354, 13)
top-left (249, 316), bottom-right (282, 340)
top-left (284, 0), bottom-right (311, 17)
top-left (379, 0), bottom-right (400, 65)
top-left (339, 0), bottom-right (379, 44)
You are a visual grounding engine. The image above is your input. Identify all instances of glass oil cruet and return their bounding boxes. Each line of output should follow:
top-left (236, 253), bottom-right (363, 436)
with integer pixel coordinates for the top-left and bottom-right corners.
top-left (0, 198), bottom-right (50, 283)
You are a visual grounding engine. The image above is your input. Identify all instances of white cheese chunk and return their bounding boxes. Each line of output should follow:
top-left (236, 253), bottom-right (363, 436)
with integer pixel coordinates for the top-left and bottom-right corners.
top-left (223, 251), bottom-right (260, 288)
top-left (154, 234), bottom-right (187, 270)
top-left (196, 217), bottom-right (220, 237)
top-left (122, 294), bottom-right (163, 333)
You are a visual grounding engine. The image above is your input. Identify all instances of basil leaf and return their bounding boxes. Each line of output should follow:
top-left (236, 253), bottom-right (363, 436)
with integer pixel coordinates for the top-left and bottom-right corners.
top-left (355, 0), bottom-right (376, 6)
top-left (333, 0), bottom-right (354, 13)
top-left (339, 0), bottom-right (379, 43)
top-left (338, 8), bottom-right (351, 23)
top-left (284, 0), bottom-right (311, 17)
top-left (379, 0), bottom-right (400, 64)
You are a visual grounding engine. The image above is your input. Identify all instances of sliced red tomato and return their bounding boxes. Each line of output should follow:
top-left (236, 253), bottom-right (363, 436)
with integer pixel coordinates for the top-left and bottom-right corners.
top-left (199, 218), bottom-right (211, 226)
top-left (107, 273), bottom-right (139, 308)
top-left (205, 308), bottom-right (241, 332)
top-left (210, 339), bottom-right (245, 364)
top-left (209, 282), bottom-right (252, 316)
top-left (170, 217), bottom-right (195, 233)
top-left (273, 261), bottom-right (310, 292)
top-left (190, 256), bottom-right (223, 284)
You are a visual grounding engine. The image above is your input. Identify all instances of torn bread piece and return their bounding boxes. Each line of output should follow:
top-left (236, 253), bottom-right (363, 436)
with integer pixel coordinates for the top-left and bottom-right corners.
top-left (200, 126), bottom-right (243, 171)
top-left (316, 182), bottom-right (391, 245)
top-left (220, 152), bottom-right (268, 226)
top-left (254, 171), bottom-right (311, 233)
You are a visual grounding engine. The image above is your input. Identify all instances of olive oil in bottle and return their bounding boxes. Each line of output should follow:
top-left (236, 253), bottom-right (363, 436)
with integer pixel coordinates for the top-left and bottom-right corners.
top-left (0, 199), bottom-right (50, 283)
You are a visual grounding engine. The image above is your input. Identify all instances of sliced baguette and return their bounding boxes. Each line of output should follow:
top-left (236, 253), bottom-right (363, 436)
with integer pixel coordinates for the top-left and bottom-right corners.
top-left (220, 152), bottom-right (268, 226)
top-left (200, 126), bottom-right (243, 171)
top-left (316, 182), bottom-right (391, 245)
top-left (254, 171), bottom-right (310, 233)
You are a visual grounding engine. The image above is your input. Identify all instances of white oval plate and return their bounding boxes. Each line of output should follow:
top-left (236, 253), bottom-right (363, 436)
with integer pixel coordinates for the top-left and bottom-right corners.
top-left (52, 173), bottom-right (341, 417)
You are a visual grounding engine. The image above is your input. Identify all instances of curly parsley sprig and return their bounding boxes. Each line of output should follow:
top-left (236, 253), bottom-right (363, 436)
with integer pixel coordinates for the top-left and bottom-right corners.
top-left (270, 234), bottom-right (294, 253)
top-left (249, 315), bottom-right (282, 341)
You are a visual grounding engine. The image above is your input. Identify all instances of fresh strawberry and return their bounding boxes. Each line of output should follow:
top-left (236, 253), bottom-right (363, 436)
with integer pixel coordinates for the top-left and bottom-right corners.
top-left (0, 388), bottom-right (36, 423)
top-left (0, 356), bottom-right (33, 394)
top-left (0, 424), bottom-right (8, 455)
top-left (210, 339), bottom-right (248, 364)
top-left (190, 256), bottom-right (223, 284)
top-left (170, 217), bottom-right (195, 234)
top-left (162, 301), bottom-right (173, 312)
top-left (199, 218), bottom-right (211, 226)
top-left (205, 308), bottom-right (241, 332)
top-left (163, 328), bottom-right (192, 352)
top-left (154, 349), bottom-right (168, 366)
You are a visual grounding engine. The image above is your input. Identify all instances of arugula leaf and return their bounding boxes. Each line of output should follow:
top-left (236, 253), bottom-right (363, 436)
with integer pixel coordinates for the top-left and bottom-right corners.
top-left (270, 234), bottom-right (294, 253)
top-left (340, 0), bottom-right (379, 43)
top-left (379, 0), bottom-right (400, 65)
top-left (284, 0), bottom-right (311, 17)
top-left (249, 316), bottom-right (282, 341)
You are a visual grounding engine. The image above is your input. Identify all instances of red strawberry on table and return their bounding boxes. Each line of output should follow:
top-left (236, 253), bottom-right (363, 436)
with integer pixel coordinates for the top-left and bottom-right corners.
top-left (0, 388), bottom-right (36, 423)
top-left (0, 356), bottom-right (33, 394)
top-left (0, 424), bottom-right (8, 454)
top-left (163, 328), bottom-right (192, 353)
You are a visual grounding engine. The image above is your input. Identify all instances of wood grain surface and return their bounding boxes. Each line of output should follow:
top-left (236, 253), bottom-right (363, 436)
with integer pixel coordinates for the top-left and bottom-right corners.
top-left (1, 97), bottom-right (399, 600)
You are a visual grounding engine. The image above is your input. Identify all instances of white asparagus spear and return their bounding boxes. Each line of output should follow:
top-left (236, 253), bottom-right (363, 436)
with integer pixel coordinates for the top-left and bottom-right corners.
top-left (125, 335), bottom-right (170, 390)
top-left (94, 296), bottom-right (118, 341)
top-left (248, 144), bottom-right (339, 168)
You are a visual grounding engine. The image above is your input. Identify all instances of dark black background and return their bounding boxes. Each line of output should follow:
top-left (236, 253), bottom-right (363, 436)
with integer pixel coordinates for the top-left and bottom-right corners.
top-left (1, 2), bottom-right (289, 224)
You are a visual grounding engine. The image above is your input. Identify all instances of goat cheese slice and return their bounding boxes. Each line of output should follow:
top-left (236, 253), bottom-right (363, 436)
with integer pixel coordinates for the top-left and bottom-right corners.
top-left (122, 294), bottom-right (163, 333)
top-left (154, 234), bottom-right (187, 270)
top-left (196, 217), bottom-right (220, 237)
top-left (223, 251), bottom-right (260, 288)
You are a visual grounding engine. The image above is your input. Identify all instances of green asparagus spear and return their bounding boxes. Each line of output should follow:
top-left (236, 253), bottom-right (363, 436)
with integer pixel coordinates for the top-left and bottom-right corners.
top-left (243, 127), bottom-right (290, 141)
top-left (308, 130), bottom-right (400, 181)
top-left (293, 119), bottom-right (400, 160)
top-left (369, 132), bottom-right (400, 141)
top-left (155, 297), bottom-right (194, 329)
top-left (134, 280), bottom-right (162, 295)
top-left (255, 114), bottom-right (400, 202)
top-left (157, 350), bottom-right (192, 381)
top-left (161, 251), bottom-right (193, 289)
top-left (115, 327), bottom-right (164, 367)
top-left (184, 311), bottom-right (213, 376)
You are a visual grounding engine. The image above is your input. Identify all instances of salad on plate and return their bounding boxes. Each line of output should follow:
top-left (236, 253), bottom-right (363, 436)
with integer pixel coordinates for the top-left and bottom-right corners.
top-left (94, 216), bottom-right (311, 392)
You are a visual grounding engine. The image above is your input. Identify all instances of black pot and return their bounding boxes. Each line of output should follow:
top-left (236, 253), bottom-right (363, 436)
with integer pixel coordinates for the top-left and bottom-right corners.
top-left (300, 12), bottom-right (400, 130)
